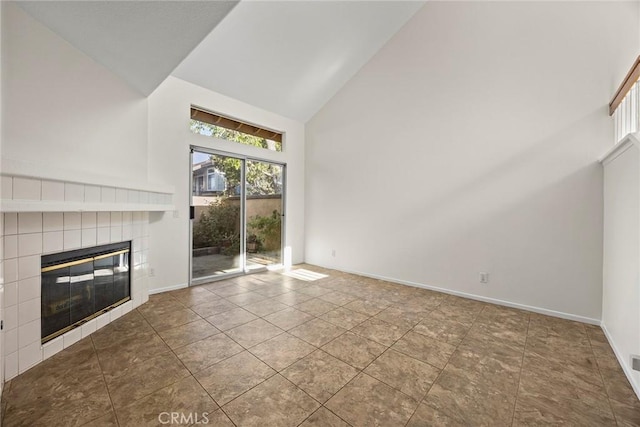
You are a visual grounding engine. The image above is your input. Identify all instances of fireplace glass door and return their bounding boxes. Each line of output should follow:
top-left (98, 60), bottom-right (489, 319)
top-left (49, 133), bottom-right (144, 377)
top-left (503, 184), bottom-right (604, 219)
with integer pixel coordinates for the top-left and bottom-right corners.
top-left (41, 242), bottom-right (131, 343)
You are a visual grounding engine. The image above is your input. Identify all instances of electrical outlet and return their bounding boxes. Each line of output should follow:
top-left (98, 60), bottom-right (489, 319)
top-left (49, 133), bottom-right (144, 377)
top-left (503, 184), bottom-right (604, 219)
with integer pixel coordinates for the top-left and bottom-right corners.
top-left (149, 268), bottom-right (155, 277)
top-left (479, 272), bottom-right (489, 284)
top-left (632, 355), bottom-right (640, 371)
top-left (331, 249), bottom-right (336, 257)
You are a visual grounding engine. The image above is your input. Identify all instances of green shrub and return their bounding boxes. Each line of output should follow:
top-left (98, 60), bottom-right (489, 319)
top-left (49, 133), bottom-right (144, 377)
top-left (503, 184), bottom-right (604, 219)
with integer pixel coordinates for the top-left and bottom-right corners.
top-left (248, 210), bottom-right (281, 252)
top-left (193, 200), bottom-right (240, 249)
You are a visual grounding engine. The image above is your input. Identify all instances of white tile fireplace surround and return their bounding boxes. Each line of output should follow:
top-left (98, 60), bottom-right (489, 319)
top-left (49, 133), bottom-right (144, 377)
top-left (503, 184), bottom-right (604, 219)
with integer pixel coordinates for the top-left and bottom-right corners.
top-left (1, 211), bottom-right (150, 380)
top-left (0, 160), bottom-right (175, 380)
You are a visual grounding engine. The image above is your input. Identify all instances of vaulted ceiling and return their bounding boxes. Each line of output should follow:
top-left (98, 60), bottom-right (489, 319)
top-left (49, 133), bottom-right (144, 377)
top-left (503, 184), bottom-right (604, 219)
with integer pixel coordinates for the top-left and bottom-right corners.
top-left (172, 1), bottom-right (424, 121)
top-left (15, 1), bottom-right (239, 96)
top-left (15, 1), bottom-right (424, 122)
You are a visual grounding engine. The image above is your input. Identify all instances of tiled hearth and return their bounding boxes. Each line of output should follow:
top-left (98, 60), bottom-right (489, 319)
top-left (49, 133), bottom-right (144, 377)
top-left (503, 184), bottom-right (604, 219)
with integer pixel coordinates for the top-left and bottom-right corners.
top-left (0, 211), bottom-right (150, 379)
top-left (2, 266), bottom-right (639, 426)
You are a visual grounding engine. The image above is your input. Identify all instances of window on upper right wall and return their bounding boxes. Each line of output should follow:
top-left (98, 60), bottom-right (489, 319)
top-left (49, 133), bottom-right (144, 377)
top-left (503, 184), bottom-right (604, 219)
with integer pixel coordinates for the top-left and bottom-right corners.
top-left (190, 106), bottom-right (283, 152)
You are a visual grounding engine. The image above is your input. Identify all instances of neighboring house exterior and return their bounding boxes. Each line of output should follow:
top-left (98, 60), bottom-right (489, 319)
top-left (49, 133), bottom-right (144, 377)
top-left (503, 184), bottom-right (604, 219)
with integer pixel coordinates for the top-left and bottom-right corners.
top-left (192, 159), bottom-right (227, 196)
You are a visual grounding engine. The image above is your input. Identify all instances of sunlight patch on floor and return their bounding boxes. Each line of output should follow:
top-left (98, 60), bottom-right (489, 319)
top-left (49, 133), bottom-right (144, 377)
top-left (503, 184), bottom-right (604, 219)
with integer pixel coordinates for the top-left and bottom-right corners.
top-left (282, 269), bottom-right (328, 281)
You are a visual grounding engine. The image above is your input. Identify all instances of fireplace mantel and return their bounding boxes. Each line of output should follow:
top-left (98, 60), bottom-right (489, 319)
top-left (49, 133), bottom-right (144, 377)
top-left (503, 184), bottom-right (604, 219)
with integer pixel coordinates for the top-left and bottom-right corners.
top-left (0, 157), bottom-right (175, 213)
top-left (1, 199), bottom-right (174, 213)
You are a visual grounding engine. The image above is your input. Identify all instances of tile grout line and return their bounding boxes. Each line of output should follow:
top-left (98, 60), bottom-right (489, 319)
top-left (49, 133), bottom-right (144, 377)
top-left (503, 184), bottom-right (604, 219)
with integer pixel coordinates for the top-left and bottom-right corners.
top-left (177, 284), bottom-right (295, 425)
top-left (1, 378), bottom-right (13, 423)
top-left (586, 324), bottom-right (620, 425)
top-left (89, 334), bottom-right (122, 427)
top-left (176, 286), bottom-right (245, 424)
top-left (137, 293), bottom-right (235, 422)
top-left (408, 300), bottom-right (531, 425)
top-left (271, 294), bottom-right (423, 424)
top-left (313, 299), bottom-right (444, 426)
top-left (508, 313), bottom-right (531, 426)
top-left (401, 298), bottom-right (482, 426)
top-left (153, 289), bottom-right (243, 425)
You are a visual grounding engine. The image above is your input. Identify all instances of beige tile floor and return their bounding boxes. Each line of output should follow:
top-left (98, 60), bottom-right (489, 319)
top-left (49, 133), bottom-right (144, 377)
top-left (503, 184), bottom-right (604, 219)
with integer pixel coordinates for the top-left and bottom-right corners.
top-left (2, 264), bottom-right (640, 426)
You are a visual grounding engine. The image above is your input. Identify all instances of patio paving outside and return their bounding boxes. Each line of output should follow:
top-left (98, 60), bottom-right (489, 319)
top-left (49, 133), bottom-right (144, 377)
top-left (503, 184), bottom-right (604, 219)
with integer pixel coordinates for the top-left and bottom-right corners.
top-left (192, 252), bottom-right (281, 278)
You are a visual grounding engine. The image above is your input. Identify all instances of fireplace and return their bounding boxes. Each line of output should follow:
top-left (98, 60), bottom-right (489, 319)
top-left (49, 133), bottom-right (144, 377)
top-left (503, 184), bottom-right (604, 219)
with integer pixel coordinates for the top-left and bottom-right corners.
top-left (41, 241), bottom-right (131, 344)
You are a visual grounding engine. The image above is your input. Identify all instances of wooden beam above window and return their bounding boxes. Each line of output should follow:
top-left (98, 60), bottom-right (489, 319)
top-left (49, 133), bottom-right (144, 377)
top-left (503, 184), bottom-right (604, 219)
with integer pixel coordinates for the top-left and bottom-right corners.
top-left (191, 107), bottom-right (283, 143)
top-left (610, 55), bottom-right (640, 116)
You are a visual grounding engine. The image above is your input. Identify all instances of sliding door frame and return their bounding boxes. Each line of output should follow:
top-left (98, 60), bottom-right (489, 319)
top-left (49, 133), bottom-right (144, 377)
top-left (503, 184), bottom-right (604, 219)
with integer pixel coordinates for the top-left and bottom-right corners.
top-left (189, 145), bottom-right (286, 285)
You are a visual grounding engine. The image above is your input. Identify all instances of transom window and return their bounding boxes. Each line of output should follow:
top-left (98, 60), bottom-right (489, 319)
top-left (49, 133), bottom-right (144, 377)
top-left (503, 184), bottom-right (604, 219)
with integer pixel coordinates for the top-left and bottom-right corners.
top-left (190, 107), bottom-right (283, 152)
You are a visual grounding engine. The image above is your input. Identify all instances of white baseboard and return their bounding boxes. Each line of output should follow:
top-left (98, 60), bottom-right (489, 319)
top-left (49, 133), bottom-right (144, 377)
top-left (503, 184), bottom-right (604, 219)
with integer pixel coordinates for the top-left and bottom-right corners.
top-left (600, 323), bottom-right (640, 401)
top-left (148, 282), bottom-right (188, 295)
top-left (319, 264), bottom-right (601, 325)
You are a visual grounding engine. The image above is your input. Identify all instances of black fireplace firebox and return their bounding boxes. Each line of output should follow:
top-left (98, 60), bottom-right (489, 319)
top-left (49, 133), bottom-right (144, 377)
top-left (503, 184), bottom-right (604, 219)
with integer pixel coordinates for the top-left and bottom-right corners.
top-left (41, 241), bottom-right (131, 344)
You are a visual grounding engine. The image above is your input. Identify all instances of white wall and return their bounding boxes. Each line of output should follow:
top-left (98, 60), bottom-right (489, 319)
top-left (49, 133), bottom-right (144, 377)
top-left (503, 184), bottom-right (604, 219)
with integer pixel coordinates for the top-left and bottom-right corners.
top-left (0, 0), bottom-right (5, 400)
top-left (147, 77), bottom-right (305, 292)
top-left (305, 1), bottom-right (638, 321)
top-left (1, 3), bottom-right (148, 182)
top-left (602, 139), bottom-right (640, 396)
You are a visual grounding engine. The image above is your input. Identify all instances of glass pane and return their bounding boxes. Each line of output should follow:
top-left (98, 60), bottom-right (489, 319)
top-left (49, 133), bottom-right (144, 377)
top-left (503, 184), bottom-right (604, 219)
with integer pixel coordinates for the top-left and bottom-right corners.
top-left (192, 150), bottom-right (243, 279)
top-left (113, 252), bottom-right (130, 303)
top-left (94, 257), bottom-right (114, 311)
top-left (190, 119), bottom-right (282, 152)
top-left (246, 159), bottom-right (283, 269)
top-left (190, 107), bottom-right (283, 153)
top-left (41, 268), bottom-right (71, 340)
top-left (69, 262), bottom-right (95, 324)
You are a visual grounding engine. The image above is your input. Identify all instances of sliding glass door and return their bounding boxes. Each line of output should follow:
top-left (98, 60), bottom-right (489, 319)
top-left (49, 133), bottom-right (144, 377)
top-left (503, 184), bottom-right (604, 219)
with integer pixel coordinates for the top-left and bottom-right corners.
top-left (190, 148), bottom-right (284, 283)
top-left (245, 159), bottom-right (284, 271)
